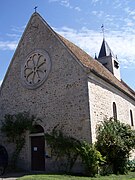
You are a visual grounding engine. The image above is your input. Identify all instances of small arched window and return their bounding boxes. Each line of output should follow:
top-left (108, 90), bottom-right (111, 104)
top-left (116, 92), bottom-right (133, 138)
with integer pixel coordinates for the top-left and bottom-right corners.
top-left (113, 102), bottom-right (117, 120)
top-left (130, 110), bottom-right (134, 126)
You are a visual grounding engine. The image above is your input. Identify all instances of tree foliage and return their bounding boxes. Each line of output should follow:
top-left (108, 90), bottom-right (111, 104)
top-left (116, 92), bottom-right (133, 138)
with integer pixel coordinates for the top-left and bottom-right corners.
top-left (96, 118), bottom-right (135, 174)
top-left (1, 112), bottom-right (38, 168)
top-left (77, 141), bottom-right (105, 176)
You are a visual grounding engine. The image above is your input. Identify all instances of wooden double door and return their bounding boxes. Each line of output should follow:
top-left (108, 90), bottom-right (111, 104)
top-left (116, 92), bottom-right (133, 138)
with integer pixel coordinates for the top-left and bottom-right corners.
top-left (31, 136), bottom-right (45, 171)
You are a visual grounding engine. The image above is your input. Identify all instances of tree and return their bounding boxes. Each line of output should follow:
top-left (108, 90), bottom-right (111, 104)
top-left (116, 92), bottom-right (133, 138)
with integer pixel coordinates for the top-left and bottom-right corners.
top-left (1, 112), bottom-right (38, 168)
top-left (96, 118), bottom-right (135, 174)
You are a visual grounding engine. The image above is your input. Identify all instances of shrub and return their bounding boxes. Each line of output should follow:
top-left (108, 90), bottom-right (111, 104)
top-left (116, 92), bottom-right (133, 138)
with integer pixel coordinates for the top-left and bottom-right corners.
top-left (96, 118), bottom-right (135, 174)
top-left (127, 160), bottom-right (135, 172)
top-left (45, 125), bottom-right (105, 176)
top-left (77, 141), bottom-right (105, 176)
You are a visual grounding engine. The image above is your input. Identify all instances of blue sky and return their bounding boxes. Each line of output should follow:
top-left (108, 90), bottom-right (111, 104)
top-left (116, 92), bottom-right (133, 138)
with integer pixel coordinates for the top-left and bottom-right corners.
top-left (0, 0), bottom-right (135, 90)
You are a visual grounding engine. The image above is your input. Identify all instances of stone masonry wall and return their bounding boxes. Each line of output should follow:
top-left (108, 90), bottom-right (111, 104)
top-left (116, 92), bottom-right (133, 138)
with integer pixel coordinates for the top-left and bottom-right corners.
top-left (0, 13), bottom-right (91, 170)
top-left (88, 72), bottom-right (135, 143)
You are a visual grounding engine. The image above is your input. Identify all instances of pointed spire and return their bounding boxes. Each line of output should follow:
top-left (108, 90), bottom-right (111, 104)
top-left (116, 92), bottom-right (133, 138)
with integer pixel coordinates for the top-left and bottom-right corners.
top-left (98, 38), bottom-right (115, 59)
top-left (99, 24), bottom-right (114, 58)
top-left (97, 25), bottom-right (121, 80)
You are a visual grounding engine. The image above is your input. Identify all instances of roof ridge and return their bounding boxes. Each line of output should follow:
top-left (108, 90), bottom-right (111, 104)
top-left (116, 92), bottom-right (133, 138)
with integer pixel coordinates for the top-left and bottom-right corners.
top-left (58, 34), bottom-right (135, 99)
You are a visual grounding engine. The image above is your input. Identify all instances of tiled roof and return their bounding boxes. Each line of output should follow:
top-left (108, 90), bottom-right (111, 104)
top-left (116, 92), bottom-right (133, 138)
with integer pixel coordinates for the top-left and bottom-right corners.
top-left (23, 13), bottom-right (135, 101)
top-left (58, 34), bottom-right (135, 100)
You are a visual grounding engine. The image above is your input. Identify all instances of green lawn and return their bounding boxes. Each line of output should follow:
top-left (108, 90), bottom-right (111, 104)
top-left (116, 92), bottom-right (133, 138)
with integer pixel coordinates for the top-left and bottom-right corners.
top-left (17, 172), bottom-right (135, 180)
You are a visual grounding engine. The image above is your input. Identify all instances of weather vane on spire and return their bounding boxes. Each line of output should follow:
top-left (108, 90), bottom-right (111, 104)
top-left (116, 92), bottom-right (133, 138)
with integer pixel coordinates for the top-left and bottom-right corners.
top-left (101, 24), bottom-right (105, 39)
top-left (34, 6), bottom-right (38, 13)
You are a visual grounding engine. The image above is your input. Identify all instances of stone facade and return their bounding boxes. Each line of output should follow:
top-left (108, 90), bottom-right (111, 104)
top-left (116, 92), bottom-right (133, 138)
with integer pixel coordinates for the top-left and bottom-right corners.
top-left (0, 12), bottom-right (135, 171)
top-left (0, 13), bottom-right (91, 170)
top-left (88, 73), bottom-right (135, 142)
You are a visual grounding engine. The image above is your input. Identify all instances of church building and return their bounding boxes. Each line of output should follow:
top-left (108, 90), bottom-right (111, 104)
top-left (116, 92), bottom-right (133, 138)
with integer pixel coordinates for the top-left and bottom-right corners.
top-left (0, 12), bottom-right (135, 171)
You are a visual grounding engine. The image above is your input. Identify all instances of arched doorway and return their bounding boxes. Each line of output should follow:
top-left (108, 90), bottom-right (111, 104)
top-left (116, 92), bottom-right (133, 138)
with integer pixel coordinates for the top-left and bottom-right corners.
top-left (30, 125), bottom-right (45, 171)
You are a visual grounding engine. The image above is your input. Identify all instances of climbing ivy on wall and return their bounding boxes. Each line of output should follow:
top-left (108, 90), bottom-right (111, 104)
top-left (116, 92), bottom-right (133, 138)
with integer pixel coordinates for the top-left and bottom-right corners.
top-left (45, 125), bottom-right (81, 172)
top-left (1, 112), bottom-right (38, 168)
top-left (45, 125), bottom-right (105, 176)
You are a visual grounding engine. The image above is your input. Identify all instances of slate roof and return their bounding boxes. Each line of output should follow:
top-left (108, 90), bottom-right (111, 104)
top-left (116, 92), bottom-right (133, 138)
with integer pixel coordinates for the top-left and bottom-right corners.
top-left (58, 34), bottom-right (135, 100)
top-left (98, 38), bottom-right (115, 58)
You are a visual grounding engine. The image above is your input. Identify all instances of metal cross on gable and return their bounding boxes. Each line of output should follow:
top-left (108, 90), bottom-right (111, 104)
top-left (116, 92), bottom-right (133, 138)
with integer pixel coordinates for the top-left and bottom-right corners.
top-left (34, 6), bottom-right (38, 13)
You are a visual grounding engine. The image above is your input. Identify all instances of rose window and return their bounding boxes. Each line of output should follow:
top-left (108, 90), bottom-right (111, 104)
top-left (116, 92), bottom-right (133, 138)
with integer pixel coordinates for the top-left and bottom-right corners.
top-left (22, 50), bottom-right (51, 89)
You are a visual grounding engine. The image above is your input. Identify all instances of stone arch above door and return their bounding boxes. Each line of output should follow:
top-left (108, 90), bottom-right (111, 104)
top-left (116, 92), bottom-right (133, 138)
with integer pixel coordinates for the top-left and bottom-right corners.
top-left (30, 124), bottom-right (44, 134)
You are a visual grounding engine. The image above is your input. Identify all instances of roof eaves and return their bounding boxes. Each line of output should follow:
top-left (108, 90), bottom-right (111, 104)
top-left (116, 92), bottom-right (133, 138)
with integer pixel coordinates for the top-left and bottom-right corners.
top-left (58, 34), bottom-right (135, 100)
top-left (89, 69), bottom-right (135, 101)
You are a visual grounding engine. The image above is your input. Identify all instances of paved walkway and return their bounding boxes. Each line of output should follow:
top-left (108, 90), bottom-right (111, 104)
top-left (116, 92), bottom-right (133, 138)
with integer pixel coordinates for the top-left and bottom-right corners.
top-left (0, 172), bottom-right (28, 180)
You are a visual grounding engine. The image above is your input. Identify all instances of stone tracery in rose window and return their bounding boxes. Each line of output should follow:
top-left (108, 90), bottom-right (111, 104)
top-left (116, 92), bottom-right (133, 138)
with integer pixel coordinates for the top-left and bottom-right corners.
top-left (22, 50), bottom-right (51, 89)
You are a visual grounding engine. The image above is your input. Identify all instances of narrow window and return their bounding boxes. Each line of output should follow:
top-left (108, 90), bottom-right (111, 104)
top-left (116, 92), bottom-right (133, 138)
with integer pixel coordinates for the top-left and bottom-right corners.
top-left (113, 102), bottom-right (117, 120)
top-left (130, 110), bottom-right (134, 126)
top-left (114, 60), bottom-right (119, 69)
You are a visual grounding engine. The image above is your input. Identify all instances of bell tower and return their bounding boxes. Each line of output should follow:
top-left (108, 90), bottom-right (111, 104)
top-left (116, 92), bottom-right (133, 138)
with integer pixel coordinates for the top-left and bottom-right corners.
top-left (97, 38), bottom-right (121, 81)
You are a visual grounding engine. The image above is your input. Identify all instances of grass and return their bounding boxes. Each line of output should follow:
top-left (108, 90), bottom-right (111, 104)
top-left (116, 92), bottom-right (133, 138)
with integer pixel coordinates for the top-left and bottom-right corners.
top-left (17, 172), bottom-right (135, 180)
